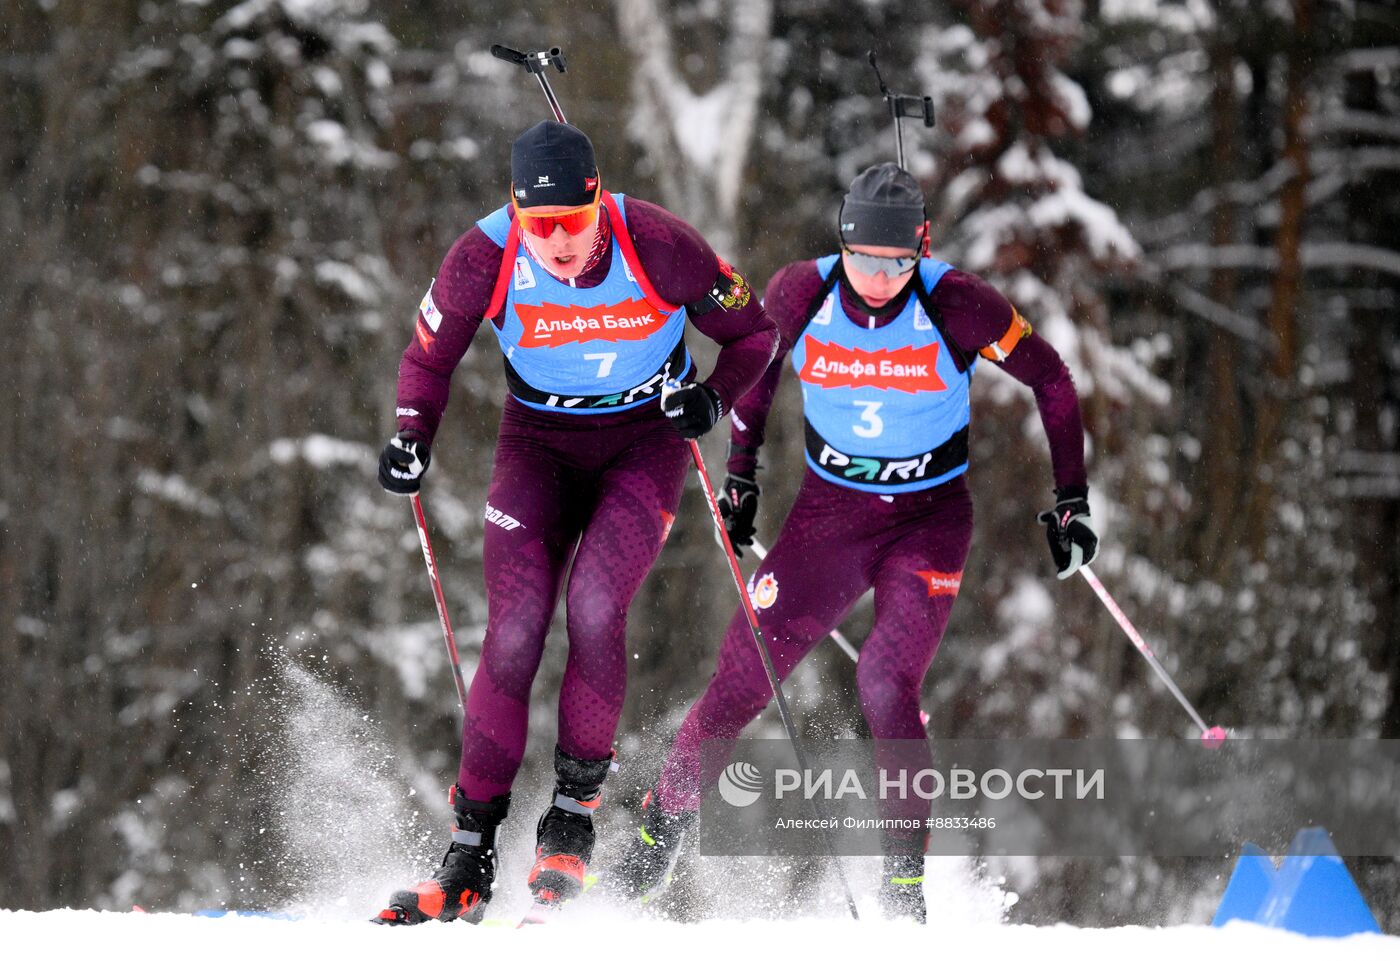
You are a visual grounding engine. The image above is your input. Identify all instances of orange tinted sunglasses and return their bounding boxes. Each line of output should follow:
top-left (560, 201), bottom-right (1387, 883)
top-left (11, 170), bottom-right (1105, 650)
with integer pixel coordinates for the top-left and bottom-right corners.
top-left (512, 185), bottom-right (602, 238)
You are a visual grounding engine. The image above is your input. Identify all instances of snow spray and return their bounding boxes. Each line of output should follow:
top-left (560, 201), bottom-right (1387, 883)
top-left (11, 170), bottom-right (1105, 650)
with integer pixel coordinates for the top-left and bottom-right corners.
top-left (239, 650), bottom-right (438, 918)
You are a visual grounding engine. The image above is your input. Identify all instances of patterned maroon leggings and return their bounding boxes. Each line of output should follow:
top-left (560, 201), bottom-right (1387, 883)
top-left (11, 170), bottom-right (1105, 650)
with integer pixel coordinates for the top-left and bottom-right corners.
top-left (457, 399), bottom-right (688, 800)
top-left (655, 469), bottom-right (974, 823)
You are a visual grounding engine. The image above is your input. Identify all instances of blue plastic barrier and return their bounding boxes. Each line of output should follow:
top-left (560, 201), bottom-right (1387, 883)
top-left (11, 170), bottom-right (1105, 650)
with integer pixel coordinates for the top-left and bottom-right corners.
top-left (1212, 827), bottom-right (1382, 937)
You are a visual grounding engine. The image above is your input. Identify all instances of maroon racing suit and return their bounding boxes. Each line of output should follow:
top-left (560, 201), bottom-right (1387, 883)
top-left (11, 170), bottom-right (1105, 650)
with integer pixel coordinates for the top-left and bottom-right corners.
top-left (653, 258), bottom-right (1088, 842)
top-left (394, 198), bottom-right (777, 802)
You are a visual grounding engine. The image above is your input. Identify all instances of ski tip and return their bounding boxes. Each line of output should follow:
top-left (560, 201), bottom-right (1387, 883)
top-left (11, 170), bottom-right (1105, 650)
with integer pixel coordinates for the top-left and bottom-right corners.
top-left (517, 891), bottom-right (568, 928)
top-left (517, 907), bottom-right (553, 928)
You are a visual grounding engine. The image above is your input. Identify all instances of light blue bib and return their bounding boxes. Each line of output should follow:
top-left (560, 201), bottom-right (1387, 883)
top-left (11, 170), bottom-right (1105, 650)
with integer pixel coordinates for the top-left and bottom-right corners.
top-left (476, 194), bottom-right (690, 413)
top-left (792, 256), bottom-right (973, 492)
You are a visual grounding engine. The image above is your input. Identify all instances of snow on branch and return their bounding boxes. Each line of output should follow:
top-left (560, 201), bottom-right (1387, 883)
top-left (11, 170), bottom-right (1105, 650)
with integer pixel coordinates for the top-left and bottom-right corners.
top-left (1163, 280), bottom-right (1278, 352)
top-left (217, 0), bottom-right (396, 57)
top-left (1312, 146), bottom-right (1400, 176)
top-left (1138, 148), bottom-right (1400, 246)
top-left (1332, 476), bottom-right (1400, 500)
top-left (959, 145), bottom-right (1140, 270)
top-left (1132, 163), bottom-right (1295, 246)
top-left (269, 434), bottom-right (373, 469)
top-left (1158, 242), bottom-right (1400, 279)
top-left (1338, 450), bottom-right (1400, 475)
top-left (135, 471), bottom-right (222, 518)
top-left (1336, 46), bottom-right (1400, 73)
top-left (1303, 242), bottom-right (1400, 277)
top-left (1312, 110), bottom-right (1400, 143)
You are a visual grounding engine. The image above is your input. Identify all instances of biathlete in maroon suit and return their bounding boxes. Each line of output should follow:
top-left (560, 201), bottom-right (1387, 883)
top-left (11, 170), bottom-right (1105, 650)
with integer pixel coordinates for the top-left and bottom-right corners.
top-left (610, 163), bottom-right (1100, 922)
top-left (374, 121), bottom-right (777, 924)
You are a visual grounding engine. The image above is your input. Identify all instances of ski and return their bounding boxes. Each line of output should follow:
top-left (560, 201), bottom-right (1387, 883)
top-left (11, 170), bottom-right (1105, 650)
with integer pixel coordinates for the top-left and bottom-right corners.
top-left (514, 873), bottom-right (599, 927)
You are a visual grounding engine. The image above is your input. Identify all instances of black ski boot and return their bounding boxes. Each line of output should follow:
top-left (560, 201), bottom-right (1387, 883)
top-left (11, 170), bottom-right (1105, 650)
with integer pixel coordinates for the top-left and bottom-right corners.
top-left (374, 787), bottom-right (509, 925)
top-left (525, 747), bottom-right (613, 913)
top-left (878, 852), bottom-right (927, 923)
top-left (607, 790), bottom-right (696, 903)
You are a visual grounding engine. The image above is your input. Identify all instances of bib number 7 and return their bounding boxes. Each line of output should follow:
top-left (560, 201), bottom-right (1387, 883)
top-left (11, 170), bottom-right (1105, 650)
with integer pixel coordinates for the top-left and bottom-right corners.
top-left (583, 352), bottom-right (618, 379)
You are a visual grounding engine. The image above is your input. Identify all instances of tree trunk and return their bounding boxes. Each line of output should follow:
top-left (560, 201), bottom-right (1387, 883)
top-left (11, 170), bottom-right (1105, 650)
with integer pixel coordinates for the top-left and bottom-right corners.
top-left (1244, 0), bottom-right (1312, 554)
top-left (1198, 29), bottom-right (1246, 574)
top-left (612, 0), bottom-right (773, 256)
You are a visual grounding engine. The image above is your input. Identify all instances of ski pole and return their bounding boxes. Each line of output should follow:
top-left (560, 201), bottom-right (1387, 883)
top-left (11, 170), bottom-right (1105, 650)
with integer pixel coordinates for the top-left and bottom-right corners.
top-left (409, 493), bottom-right (469, 715)
top-left (1078, 566), bottom-right (1227, 745)
top-left (867, 51), bottom-right (935, 170)
top-left (491, 44), bottom-right (570, 123)
top-left (670, 422), bottom-right (859, 920)
top-left (748, 538), bottom-right (930, 729)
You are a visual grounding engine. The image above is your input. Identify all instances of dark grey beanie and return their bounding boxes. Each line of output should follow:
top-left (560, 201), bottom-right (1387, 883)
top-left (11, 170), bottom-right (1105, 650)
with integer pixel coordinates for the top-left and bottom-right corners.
top-left (839, 162), bottom-right (926, 249)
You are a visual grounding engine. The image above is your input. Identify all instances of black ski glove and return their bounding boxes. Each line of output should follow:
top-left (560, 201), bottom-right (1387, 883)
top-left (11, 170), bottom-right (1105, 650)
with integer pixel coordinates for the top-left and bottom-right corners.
top-left (717, 471), bottom-right (760, 557)
top-left (1037, 488), bottom-right (1099, 580)
top-left (661, 383), bottom-right (724, 439)
top-left (378, 432), bottom-right (431, 495)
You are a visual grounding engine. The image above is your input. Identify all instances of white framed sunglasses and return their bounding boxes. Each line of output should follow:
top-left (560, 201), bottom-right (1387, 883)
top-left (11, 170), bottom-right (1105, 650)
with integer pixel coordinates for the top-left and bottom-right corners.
top-left (841, 245), bottom-right (920, 275)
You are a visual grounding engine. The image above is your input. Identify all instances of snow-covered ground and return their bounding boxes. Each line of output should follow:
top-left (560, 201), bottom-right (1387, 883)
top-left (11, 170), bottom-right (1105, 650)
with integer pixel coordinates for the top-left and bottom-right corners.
top-left (19, 663), bottom-right (1385, 960)
top-left (1, 909), bottom-right (1396, 961)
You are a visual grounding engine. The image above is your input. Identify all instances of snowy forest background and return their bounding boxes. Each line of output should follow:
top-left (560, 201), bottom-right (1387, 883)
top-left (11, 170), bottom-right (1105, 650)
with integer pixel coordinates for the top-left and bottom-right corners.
top-left (3, 0), bottom-right (1398, 929)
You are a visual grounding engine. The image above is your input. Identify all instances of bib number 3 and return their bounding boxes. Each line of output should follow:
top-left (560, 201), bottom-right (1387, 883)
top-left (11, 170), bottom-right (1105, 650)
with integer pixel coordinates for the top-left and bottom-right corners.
top-left (852, 400), bottom-right (884, 438)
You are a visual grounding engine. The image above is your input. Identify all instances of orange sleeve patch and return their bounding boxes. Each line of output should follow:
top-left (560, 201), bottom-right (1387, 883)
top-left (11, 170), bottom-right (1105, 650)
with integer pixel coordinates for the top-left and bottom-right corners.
top-left (978, 307), bottom-right (1033, 362)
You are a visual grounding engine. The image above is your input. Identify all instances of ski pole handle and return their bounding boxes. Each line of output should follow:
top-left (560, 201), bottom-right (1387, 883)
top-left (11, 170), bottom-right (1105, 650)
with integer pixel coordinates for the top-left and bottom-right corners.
top-left (490, 44), bottom-right (567, 75)
top-left (491, 43), bottom-right (569, 123)
top-left (410, 493), bottom-right (469, 715)
top-left (867, 50), bottom-right (936, 169)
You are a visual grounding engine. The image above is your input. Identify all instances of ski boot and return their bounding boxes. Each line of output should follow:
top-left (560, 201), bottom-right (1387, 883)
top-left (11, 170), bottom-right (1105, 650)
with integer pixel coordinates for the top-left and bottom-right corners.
top-left (606, 789), bottom-right (696, 903)
top-left (878, 852), bottom-right (927, 924)
top-left (374, 787), bottom-right (509, 925)
top-left (524, 747), bottom-right (613, 916)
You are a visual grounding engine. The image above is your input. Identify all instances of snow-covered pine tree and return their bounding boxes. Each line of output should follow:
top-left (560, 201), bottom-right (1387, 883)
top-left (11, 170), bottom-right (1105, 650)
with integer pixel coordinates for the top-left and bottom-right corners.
top-left (912, 0), bottom-right (1150, 742)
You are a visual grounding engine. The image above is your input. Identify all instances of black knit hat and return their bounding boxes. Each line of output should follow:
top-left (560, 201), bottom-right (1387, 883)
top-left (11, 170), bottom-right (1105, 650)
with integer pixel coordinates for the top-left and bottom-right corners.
top-left (511, 121), bottom-right (599, 208)
top-left (839, 162), bottom-right (926, 249)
